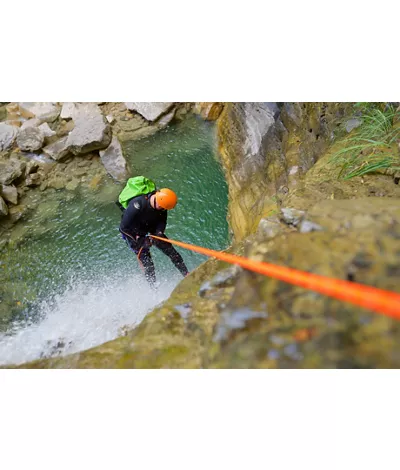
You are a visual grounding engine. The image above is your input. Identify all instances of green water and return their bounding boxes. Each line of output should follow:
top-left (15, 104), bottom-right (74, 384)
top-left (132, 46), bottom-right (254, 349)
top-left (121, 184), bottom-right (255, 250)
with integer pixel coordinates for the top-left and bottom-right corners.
top-left (0, 115), bottom-right (229, 331)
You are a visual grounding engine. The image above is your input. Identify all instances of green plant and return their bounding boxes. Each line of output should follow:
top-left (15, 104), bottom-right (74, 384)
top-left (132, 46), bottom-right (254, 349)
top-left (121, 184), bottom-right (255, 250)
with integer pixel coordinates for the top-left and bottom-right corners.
top-left (331, 103), bottom-right (400, 179)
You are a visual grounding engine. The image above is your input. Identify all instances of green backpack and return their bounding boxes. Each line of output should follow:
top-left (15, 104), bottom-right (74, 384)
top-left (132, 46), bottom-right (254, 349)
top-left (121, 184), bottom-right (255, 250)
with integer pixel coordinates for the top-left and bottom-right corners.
top-left (118, 176), bottom-right (156, 209)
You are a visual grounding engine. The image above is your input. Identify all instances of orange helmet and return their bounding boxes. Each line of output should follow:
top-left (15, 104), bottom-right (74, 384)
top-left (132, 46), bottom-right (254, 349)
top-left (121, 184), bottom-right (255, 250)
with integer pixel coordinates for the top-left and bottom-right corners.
top-left (155, 188), bottom-right (178, 210)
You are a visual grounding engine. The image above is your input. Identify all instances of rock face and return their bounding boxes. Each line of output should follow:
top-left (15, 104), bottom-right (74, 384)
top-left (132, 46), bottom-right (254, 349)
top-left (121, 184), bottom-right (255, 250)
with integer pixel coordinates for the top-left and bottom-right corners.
top-left (18, 102), bottom-right (60, 123)
top-left (99, 136), bottom-right (130, 182)
top-left (124, 102), bottom-right (174, 121)
top-left (16, 127), bottom-right (45, 152)
top-left (0, 123), bottom-right (18, 151)
top-left (194, 102), bottom-right (224, 120)
top-left (218, 102), bottom-right (352, 241)
top-left (66, 103), bottom-right (112, 155)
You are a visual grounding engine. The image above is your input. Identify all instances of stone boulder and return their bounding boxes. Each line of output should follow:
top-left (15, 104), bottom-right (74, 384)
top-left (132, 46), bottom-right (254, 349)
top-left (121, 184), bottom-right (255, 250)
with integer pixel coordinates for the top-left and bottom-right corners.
top-left (0, 160), bottom-right (26, 185)
top-left (0, 123), bottom-right (18, 151)
top-left (43, 136), bottom-right (71, 161)
top-left (21, 118), bottom-right (42, 130)
top-left (124, 102), bottom-right (174, 121)
top-left (0, 184), bottom-right (18, 205)
top-left (99, 136), bottom-right (130, 182)
top-left (60, 102), bottom-right (77, 120)
top-left (20, 120), bottom-right (56, 139)
top-left (157, 109), bottom-right (176, 128)
top-left (18, 102), bottom-right (60, 123)
top-left (66, 103), bottom-right (112, 155)
top-left (16, 127), bottom-right (45, 152)
top-left (0, 195), bottom-right (8, 216)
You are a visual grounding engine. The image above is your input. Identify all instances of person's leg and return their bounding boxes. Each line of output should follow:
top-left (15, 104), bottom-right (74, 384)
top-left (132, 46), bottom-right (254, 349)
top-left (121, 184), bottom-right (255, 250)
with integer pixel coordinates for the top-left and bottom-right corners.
top-left (152, 235), bottom-right (189, 277)
top-left (122, 232), bottom-right (157, 287)
top-left (137, 247), bottom-right (157, 286)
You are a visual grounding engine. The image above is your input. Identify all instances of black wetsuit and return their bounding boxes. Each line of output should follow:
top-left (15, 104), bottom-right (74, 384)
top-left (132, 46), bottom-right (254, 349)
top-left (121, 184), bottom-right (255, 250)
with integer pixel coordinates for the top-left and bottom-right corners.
top-left (119, 193), bottom-right (188, 285)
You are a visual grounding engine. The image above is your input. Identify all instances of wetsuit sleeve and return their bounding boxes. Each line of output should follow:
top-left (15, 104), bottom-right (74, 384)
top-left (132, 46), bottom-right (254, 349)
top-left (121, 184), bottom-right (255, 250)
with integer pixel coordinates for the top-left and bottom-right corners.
top-left (155, 211), bottom-right (167, 235)
top-left (120, 199), bottom-right (142, 240)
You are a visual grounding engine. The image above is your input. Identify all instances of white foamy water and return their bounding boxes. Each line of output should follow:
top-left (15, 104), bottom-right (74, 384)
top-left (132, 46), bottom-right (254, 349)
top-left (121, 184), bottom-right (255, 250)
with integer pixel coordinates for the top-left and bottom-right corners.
top-left (0, 271), bottom-right (179, 366)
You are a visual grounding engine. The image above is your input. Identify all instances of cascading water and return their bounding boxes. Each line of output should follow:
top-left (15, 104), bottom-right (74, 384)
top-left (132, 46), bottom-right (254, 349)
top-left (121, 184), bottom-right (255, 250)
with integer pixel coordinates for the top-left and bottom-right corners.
top-left (0, 115), bottom-right (229, 366)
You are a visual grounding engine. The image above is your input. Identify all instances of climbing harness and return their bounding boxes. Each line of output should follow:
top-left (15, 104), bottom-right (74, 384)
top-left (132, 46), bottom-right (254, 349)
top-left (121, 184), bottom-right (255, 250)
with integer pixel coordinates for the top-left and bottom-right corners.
top-left (150, 234), bottom-right (400, 320)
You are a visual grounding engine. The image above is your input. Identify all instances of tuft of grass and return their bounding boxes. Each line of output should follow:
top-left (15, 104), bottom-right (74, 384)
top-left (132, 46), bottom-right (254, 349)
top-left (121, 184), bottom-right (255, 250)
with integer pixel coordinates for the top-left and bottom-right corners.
top-left (331, 103), bottom-right (400, 180)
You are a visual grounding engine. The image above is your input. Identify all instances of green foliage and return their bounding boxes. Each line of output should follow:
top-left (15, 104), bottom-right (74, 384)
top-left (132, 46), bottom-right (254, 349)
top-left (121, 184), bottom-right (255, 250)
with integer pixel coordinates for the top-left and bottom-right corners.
top-left (331, 103), bottom-right (400, 180)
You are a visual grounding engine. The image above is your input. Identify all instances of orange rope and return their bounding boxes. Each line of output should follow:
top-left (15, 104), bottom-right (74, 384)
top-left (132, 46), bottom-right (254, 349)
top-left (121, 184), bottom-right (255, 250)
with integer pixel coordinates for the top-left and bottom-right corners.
top-left (150, 235), bottom-right (400, 320)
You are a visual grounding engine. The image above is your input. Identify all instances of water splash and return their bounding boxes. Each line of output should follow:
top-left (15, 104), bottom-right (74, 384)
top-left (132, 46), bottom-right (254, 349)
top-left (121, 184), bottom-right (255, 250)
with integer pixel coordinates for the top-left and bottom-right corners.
top-left (0, 270), bottom-right (180, 366)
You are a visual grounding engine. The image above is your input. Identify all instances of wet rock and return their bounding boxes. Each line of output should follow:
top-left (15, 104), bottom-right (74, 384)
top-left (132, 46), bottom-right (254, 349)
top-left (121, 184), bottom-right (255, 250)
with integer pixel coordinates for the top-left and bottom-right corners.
top-left (124, 102), bottom-right (174, 121)
top-left (0, 184), bottom-right (18, 205)
top-left (43, 136), bottom-right (71, 161)
top-left (345, 118), bottom-right (362, 133)
top-left (16, 127), bottom-right (45, 152)
top-left (0, 160), bottom-right (26, 185)
top-left (66, 103), bottom-right (112, 154)
top-left (99, 136), bottom-right (130, 182)
top-left (18, 102), bottom-right (60, 123)
top-left (0, 195), bottom-right (8, 216)
top-left (0, 123), bottom-right (18, 151)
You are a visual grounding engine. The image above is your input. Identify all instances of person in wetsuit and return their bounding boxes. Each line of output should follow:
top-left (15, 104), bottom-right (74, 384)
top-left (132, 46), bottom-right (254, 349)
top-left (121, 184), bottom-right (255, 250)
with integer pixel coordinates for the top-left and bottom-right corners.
top-left (119, 187), bottom-right (189, 287)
